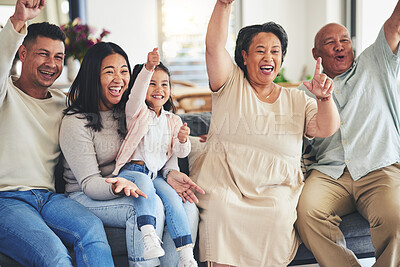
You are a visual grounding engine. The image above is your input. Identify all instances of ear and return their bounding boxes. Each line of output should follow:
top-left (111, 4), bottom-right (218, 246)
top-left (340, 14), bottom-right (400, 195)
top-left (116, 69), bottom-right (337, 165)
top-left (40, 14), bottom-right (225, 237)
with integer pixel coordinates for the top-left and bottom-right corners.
top-left (18, 45), bottom-right (27, 63)
top-left (312, 48), bottom-right (318, 60)
top-left (241, 50), bottom-right (248, 66)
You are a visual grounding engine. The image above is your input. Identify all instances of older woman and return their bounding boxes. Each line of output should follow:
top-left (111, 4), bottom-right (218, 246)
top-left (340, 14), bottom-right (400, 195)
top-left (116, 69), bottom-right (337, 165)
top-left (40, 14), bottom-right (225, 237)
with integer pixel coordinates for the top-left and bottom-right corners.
top-left (190, 0), bottom-right (340, 266)
top-left (60, 42), bottom-right (199, 267)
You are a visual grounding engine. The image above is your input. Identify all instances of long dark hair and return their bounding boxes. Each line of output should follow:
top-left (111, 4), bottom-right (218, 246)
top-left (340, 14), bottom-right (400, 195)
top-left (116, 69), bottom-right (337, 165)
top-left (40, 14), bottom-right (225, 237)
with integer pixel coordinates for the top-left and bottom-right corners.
top-left (123, 62), bottom-right (176, 114)
top-left (64, 42), bottom-right (132, 136)
top-left (234, 22), bottom-right (288, 79)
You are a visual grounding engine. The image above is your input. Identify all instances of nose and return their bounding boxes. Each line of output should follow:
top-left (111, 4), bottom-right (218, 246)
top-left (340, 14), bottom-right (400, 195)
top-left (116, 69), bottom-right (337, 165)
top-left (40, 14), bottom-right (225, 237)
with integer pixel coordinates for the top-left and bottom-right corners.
top-left (45, 56), bottom-right (57, 69)
top-left (334, 42), bottom-right (344, 52)
top-left (263, 52), bottom-right (273, 62)
top-left (112, 72), bottom-right (123, 83)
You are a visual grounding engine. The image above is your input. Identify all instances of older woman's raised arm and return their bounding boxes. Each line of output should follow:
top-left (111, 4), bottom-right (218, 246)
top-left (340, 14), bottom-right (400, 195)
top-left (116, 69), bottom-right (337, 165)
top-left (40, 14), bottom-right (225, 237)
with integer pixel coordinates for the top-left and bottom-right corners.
top-left (206, 0), bottom-right (235, 91)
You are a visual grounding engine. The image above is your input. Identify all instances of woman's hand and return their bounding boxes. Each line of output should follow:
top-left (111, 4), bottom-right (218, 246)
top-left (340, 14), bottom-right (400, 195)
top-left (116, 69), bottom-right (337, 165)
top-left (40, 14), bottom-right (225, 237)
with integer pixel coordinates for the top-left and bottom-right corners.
top-left (303, 57), bottom-right (334, 101)
top-left (145, 48), bottom-right (160, 72)
top-left (177, 123), bottom-right (190, 143)
top-left (105, 177), bottom-right (147, 198)
top-left (166, 170), bottom-right (205, 203)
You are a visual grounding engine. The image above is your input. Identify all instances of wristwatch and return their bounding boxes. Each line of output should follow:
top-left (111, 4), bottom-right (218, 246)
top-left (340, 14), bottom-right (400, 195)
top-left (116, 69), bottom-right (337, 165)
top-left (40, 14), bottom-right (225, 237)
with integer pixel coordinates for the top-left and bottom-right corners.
top-left (164, 168), bottom-right (173, 180)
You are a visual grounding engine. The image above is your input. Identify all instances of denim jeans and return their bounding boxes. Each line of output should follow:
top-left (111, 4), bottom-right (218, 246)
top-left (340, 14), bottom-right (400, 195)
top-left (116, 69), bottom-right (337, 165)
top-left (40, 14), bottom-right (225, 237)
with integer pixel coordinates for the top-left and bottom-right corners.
top-left (0, 189), bottom-right (113, 267)
top-left (69, 180), bottom-right (199, 266)
top-left (119, 163), bottom-right (193, 248)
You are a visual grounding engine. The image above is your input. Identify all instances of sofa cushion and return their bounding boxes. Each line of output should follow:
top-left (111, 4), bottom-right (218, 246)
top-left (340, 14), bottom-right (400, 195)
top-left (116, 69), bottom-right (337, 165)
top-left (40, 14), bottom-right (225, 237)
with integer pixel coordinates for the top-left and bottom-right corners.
top-left (290, 211), bottom-right (374, 265)
top-left (178, 112), bottom-right (211, 137)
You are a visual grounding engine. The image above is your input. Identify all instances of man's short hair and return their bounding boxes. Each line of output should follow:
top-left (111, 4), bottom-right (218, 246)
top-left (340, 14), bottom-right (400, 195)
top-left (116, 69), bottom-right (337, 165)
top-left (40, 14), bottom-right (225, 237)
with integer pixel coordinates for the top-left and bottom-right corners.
top-left (23, 22), bottom-right (66, 47)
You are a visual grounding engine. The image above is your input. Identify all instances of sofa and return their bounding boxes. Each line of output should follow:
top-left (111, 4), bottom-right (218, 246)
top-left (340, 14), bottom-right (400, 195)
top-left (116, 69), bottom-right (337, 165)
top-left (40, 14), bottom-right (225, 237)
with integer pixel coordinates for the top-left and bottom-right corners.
top-left (177, 112), bottom-right (375, 266)
top-left (0, 112), bottom-right (375, 266)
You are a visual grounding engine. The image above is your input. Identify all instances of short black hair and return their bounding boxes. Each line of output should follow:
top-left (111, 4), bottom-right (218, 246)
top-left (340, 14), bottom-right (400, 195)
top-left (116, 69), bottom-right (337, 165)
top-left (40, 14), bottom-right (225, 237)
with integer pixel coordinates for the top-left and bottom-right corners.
top-left (234, 22), bottom-right (288, 78)
top-left (23, 22), bottom-right (66, 47)
top-left (64, 42), bottom-right (132, 136)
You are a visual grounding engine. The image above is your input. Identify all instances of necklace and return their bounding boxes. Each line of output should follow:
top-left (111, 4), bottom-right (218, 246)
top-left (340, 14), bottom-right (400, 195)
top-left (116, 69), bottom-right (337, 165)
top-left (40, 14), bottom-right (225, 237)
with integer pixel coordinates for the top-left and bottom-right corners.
top-left (254, 86), bottom-right (277, 100)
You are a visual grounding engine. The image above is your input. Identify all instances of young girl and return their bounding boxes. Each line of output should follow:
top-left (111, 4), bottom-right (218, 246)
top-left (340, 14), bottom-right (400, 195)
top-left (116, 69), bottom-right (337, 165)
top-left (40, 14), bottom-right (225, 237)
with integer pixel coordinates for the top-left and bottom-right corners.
top-left (112, 48), bottom-right (198, 267)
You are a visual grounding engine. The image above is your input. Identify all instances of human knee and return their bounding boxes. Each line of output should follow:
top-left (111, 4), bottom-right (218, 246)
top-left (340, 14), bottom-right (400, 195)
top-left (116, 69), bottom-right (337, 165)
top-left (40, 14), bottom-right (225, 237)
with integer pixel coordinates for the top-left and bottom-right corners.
top-left (183, 201), bottom-right (199, 221)
top-left (372, 208), bottom-right (400, 237)
top-left (74, 213), bottom-right (108, 243)
top-left (135, 174), bottom-right (156, 196)
top-left (296, 193), bottom-right (320, 223)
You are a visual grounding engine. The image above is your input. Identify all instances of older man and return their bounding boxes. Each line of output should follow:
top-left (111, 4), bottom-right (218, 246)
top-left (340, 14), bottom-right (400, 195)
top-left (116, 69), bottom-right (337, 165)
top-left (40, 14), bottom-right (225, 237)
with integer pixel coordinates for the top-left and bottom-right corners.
top-left (296, 1), bottom-right (400, 266)
top-left (0, 0), bottom-right (113, 266)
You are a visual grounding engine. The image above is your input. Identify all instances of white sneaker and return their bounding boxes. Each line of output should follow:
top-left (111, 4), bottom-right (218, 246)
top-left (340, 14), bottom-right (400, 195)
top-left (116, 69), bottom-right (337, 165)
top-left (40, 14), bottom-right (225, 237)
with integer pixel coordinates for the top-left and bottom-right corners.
top-left (142, 230), bottom-right (165, 260)
top-left (178, 258), bottom-right (198, 267)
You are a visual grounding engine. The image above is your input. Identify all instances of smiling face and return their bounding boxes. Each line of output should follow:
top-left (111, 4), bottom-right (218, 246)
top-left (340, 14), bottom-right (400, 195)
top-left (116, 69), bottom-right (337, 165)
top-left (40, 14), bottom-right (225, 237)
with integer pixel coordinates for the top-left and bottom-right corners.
top-left (19, 36), bottom-right (65, 90)
top-left (241, 32), bottom-right (282, 88)
top-left (313, 23), bottom-right (354, 78)
top-left (145, 69), bottom-right (171, 116)
top-left (99, 53), bottom-right (130, 111)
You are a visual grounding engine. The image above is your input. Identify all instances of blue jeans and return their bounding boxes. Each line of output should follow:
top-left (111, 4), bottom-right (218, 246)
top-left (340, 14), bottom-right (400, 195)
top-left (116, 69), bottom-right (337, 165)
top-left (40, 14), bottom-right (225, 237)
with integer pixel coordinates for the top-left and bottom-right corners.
top-left (69, 180), bottom-right (199, 266)
top-left (119, 163), bottom-right (193, 249)
top-left (0, 190), bottom-right (113, 267)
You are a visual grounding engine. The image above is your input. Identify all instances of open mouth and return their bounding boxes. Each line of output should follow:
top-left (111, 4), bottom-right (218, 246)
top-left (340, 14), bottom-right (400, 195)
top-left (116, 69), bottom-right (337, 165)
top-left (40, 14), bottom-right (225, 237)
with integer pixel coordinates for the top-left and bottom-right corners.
top-left (260, 65), bottom-right (274, 74)
top-left (39, 69), bottom-right (56, 80)
top-left (151, 95), bottom-right (164, 100)
top-left (335, 55), bottom-right (345, 61)
top-left (109, 86), bottom-right (122, 96)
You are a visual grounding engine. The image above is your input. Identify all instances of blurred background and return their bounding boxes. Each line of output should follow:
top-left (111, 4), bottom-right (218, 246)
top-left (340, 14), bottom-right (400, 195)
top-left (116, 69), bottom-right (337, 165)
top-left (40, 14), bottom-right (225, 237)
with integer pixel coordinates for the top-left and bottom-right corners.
top-left (0, 0), bottom-right (397, 85)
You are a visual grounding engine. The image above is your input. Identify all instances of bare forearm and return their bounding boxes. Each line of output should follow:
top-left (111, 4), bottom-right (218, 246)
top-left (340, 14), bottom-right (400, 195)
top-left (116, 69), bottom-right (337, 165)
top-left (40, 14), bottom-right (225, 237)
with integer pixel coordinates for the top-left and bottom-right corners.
top-left (206, 1), bottom-right (233, 90)
top-left (384, 0), bottom-right (400, 53)
top-left (311, 98), bottom-right (340, 138)
top-left (206, 1), bottom-right (231, 55)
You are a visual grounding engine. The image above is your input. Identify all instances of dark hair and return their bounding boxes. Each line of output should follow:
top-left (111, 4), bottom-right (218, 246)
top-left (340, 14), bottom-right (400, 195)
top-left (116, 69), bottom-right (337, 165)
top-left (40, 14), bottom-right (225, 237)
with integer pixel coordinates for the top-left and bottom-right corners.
top-left (234, 22), bottom-right (288, 78)
top-left (127, 62), bottom-right (176, 114)
top-left (23, 22), bottom-right (66, 47)
top-left (64, 42), bottom-right (132, 136)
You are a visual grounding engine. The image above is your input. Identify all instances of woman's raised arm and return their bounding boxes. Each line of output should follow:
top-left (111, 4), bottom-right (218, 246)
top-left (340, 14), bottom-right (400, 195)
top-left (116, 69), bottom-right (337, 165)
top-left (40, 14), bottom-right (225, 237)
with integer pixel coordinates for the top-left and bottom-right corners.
top-left (206, 0), bottom-right (235, 91)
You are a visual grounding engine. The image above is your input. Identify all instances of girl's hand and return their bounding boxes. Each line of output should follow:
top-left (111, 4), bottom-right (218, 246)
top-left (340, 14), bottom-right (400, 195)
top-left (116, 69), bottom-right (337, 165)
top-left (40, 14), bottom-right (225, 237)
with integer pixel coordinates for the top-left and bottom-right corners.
top-left (303, 57), bottom-right (334, 101)
top-left (177, 123), bottom-right (190, 143)
top-left (105, 177), bottom-right (147, 198)
top-left (145, 48), bottom-right (160, 72)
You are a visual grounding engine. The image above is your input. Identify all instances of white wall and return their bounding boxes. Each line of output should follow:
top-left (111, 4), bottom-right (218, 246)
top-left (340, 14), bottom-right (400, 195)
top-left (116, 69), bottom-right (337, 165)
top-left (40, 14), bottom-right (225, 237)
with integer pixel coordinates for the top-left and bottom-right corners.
top-left (86, 0), bottom-right (158, 66)
top-left (85, 0), bottom-right (347, 82)
top-left (356, 0), bottom-right (397, 56)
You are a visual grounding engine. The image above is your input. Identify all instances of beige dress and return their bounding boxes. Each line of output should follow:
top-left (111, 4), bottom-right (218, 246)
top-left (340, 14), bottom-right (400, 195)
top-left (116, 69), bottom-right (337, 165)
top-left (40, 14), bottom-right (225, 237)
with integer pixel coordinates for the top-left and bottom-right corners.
top-left (190, 65), bottom-right (317, 266)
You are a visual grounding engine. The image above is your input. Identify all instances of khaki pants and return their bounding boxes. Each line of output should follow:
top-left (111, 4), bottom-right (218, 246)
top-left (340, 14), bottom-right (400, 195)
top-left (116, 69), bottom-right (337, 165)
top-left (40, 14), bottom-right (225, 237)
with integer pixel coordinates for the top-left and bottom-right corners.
top-left (296, 163), bottom-right (400, 267)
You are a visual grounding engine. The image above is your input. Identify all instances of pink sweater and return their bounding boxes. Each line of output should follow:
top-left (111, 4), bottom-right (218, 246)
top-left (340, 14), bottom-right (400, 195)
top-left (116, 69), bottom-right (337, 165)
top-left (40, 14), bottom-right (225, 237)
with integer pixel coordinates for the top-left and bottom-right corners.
top-left (113, 67), bottom-right (190, 175)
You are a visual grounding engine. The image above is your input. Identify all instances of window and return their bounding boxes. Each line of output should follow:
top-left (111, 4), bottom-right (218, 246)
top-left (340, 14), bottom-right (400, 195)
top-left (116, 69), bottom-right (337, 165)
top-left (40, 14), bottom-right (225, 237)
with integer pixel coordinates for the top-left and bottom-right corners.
top-left (0, 5), bottom-right (14, 29)
top-left (158, 0), bottom-right (241, 87)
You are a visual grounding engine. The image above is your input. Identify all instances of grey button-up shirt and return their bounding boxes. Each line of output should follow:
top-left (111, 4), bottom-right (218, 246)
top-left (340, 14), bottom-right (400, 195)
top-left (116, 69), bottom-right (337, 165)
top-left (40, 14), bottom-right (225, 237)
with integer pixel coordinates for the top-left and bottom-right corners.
top-left (302, 26), bottom-right (400, 180)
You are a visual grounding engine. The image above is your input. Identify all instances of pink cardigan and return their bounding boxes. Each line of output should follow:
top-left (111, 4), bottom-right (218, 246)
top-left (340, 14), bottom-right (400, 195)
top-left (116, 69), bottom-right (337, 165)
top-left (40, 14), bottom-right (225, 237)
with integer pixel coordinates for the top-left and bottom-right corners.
top-left (113, 67), bottom-right (189, 175)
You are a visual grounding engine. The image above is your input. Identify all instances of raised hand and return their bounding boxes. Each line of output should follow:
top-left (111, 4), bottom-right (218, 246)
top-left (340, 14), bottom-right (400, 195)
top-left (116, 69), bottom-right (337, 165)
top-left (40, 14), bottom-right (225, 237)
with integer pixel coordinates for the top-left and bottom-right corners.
top-left (11, 0), bottom-right (46, 32)
top-left (177, 123), bottom-right (190, 143)
top-left (145, 48), bottom-right (160, 72)
top-left (105, 177), bottom-right (147, 198)
top-left (166, 170), bottom-right (205, 203)
top-left (303, 57), bottom-right (334, 101)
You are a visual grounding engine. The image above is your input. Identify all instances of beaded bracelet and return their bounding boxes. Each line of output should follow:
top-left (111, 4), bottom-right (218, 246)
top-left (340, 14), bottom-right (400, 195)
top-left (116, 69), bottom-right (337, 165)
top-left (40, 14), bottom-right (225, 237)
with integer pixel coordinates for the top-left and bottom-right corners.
top-left (317, 95), bottom-right (331, 102)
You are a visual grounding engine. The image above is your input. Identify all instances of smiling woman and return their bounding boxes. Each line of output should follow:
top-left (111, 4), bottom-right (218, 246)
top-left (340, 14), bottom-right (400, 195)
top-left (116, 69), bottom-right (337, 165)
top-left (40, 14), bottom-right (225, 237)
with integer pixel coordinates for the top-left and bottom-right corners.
top-left (99, 53), bottom-right (130, 111)
top-left (64, 42), bottom-right (132, 131)
top-left (60, 42), bottom-right (201, 266)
